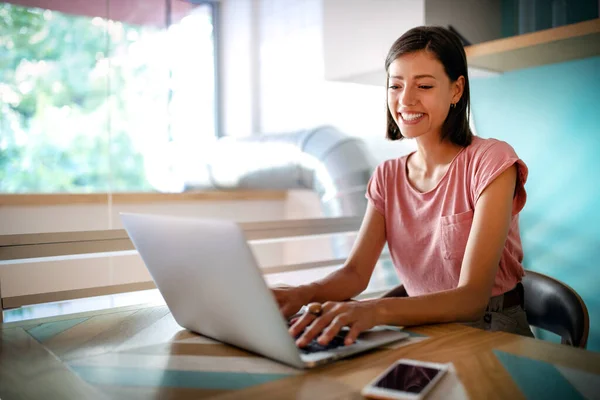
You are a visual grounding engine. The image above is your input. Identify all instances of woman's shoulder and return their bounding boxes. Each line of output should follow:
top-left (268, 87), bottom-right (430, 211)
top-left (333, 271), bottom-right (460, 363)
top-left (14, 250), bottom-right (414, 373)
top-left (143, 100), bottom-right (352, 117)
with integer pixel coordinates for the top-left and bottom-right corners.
top-left (465, 136), bottom-right (519, 161)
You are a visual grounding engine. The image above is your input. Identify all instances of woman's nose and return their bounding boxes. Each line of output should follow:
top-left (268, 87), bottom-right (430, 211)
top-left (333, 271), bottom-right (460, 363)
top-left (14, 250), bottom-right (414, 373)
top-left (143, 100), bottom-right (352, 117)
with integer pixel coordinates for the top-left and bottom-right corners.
top-left (400, 87), bottom-right (417, 106)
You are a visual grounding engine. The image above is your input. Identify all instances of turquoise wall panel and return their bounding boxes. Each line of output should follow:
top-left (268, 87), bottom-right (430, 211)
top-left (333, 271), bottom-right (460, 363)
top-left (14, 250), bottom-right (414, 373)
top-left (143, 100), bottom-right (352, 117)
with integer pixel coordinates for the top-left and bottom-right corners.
top-left (470, 56), bottom-right (600, 351)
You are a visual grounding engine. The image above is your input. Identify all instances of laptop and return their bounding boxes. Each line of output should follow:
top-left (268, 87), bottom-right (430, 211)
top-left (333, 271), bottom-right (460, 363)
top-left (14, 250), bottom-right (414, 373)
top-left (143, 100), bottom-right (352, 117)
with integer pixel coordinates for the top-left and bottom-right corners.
top-left (120, 212), bottom-right (409, 369)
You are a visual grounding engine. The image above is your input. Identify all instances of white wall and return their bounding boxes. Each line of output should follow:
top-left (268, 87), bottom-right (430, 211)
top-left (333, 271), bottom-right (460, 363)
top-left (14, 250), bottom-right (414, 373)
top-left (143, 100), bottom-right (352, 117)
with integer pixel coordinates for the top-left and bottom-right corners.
top-left (218, 0), bottom-right (410, 291)
top-left (220, 0), bottom-right (417, 164)
top-left (0, 190), bottom-right (332, 298)
top-left (0, 199), bottom-right (286, 235)
top-left (323, 0), bottom-right (424, 84)
top-left (219, 0), bottom-right (259, 137)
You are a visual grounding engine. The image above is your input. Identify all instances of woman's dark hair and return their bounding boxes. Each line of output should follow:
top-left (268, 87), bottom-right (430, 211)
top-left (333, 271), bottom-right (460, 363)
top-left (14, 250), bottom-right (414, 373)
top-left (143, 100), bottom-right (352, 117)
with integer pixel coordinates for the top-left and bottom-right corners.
top-left (385, 26), bottom-right (472, 146)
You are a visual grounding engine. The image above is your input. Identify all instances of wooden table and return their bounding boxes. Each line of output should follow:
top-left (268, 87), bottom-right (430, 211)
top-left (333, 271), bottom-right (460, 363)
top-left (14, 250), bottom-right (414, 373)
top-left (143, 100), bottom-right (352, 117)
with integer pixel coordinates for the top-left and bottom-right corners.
top-left (1, 304), bottom-right (599, 399)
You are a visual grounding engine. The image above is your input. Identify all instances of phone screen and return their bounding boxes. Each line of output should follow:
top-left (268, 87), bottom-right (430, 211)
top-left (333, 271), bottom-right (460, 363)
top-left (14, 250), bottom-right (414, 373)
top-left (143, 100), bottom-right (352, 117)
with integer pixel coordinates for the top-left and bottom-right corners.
top-left (374, 362), bottom-right (442, 394)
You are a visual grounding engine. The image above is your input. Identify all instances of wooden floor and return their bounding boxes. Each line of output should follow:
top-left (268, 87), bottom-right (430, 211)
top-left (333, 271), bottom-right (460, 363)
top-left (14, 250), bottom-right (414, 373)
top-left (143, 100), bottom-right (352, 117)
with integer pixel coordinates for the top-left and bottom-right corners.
top-left (2, 303), bottom-right (600, 399)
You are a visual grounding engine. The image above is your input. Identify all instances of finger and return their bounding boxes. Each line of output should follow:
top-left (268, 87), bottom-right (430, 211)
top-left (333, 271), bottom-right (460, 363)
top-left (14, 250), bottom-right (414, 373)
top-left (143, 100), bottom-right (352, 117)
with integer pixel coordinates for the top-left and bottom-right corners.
top-left (317, 314), bottom-right (351, 345)
top-left (321, 301), bottom-right (343, 314)
top-left (297, 311), bottom-right (337, 347)
top-left (288, 312), bottom-right (316, 337)
top-left (344, 322), bottom-right (366, 346)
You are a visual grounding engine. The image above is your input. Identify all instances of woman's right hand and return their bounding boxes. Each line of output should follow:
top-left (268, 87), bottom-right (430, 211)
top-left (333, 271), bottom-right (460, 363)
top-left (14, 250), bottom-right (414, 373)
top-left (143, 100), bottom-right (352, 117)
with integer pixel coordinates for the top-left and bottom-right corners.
top-left (271, 285), bottom-right (313, 319)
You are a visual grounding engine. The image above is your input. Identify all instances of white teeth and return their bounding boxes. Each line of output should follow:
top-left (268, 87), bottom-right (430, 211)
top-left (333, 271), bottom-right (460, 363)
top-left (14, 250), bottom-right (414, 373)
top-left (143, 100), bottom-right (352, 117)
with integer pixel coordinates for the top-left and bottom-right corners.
top-left (401, 113), bottom-right (424, 121)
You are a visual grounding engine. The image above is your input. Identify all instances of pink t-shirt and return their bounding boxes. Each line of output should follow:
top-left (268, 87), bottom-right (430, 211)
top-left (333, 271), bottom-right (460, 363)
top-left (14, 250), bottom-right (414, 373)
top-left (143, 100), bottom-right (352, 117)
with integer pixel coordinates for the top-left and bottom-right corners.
top-left (366, 136), bottom-right (528, 297)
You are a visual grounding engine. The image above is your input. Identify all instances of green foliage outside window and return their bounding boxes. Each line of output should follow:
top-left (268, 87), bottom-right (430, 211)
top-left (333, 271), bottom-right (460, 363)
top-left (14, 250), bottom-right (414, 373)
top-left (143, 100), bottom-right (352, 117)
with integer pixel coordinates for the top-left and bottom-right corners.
top-left (0, 4), bottom-right (163, 193)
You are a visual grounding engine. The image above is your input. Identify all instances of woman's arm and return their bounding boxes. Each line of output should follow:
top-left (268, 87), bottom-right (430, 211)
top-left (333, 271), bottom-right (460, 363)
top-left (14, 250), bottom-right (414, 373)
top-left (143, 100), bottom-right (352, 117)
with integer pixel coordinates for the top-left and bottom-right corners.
top-left (294, 165), bottom-right (518, 347)
top-left (299, 202), bottom-right (387, 303)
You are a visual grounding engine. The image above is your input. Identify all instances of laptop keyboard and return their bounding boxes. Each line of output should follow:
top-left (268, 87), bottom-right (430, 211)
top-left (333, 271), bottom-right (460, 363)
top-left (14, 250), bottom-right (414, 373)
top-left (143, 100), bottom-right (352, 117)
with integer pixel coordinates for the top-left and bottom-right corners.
top-left (289, 322), bottom-right (350, 354)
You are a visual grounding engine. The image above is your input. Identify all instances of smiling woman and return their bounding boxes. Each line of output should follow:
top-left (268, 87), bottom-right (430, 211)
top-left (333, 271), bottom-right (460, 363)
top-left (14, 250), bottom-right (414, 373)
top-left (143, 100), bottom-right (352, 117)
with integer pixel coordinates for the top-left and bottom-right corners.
top-left (275, 26), bottom-right (534, 348)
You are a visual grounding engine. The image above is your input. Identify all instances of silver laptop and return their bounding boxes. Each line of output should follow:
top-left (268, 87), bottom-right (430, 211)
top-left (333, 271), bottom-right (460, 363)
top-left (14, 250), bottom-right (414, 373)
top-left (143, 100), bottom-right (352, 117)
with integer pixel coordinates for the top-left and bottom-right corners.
top-left (120, 212), bottom-right (409, 369)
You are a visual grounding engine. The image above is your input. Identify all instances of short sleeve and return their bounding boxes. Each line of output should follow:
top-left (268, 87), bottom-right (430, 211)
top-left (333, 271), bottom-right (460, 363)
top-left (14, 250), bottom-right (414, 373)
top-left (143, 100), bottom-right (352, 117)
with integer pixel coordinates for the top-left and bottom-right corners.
top-left (365, 162), bottom-right (387, 215)
top-left (472, 141), bottom-right (528, 215)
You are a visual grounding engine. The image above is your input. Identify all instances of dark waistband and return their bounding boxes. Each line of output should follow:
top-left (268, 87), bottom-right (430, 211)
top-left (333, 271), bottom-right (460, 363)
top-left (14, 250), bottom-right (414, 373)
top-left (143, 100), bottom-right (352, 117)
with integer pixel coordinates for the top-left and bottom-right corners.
top-left (500, 282), bottom-right (524, 309)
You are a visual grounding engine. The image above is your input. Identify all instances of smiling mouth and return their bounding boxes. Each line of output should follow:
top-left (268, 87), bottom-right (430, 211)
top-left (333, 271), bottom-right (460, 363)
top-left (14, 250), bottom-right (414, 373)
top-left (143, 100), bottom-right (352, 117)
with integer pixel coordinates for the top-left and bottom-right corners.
top-left (399, 112), bottom-right (425, 124)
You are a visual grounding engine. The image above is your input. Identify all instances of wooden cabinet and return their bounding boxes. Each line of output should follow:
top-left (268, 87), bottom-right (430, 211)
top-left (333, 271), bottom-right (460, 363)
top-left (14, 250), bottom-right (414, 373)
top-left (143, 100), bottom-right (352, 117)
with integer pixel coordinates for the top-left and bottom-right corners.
top-left (466, 18), bottom-right (600, 72)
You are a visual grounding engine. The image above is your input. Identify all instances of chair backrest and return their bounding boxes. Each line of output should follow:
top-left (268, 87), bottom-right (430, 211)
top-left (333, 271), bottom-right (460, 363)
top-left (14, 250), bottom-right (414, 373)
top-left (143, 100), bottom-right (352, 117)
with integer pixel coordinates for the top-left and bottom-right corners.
top-left (522, 270), bottom-right (589, 348)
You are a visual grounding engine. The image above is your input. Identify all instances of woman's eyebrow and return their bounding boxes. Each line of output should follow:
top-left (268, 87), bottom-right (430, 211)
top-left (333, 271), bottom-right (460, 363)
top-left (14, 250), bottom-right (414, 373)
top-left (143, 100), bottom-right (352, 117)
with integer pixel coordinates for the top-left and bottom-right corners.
top-left (389, 74), bottom-right (437, 80)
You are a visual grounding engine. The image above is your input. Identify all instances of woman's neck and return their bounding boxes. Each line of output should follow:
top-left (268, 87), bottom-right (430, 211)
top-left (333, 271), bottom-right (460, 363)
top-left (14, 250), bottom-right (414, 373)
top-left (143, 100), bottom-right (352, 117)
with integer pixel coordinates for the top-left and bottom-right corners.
top-left (412, 135), bottom-right (463, 177)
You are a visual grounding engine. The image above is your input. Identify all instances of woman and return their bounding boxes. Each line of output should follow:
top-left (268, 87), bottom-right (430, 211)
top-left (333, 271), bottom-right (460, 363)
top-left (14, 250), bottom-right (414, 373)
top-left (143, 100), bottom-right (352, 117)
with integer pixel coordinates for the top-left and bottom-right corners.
top-left (273, 26), bottom-right (534, 348)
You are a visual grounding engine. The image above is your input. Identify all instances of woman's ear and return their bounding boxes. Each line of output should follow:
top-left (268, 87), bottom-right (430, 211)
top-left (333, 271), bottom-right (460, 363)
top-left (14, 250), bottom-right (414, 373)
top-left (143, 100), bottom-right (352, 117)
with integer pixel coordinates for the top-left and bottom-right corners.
top-left (452, 75), bottom-right (465, 104)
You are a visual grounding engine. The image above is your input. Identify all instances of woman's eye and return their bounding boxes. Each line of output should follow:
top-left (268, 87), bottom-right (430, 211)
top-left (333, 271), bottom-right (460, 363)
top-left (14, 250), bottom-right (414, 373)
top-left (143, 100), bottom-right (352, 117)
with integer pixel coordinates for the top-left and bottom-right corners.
top-left (419, 85), bottom-right (433, 89)
top-left (388, 85), bottom-right (402, 90)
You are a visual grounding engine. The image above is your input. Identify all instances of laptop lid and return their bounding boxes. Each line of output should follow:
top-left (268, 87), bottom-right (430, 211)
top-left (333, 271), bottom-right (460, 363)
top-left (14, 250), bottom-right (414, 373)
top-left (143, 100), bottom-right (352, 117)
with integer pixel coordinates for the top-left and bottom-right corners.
top-left (120, 212), bottom-right (305, 368)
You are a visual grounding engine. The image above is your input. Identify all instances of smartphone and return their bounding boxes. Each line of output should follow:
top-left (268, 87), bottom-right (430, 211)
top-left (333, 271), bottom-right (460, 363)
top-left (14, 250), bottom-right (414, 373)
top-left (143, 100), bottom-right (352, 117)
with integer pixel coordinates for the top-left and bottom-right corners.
top-left (361, 359), bottom-right (449, 400)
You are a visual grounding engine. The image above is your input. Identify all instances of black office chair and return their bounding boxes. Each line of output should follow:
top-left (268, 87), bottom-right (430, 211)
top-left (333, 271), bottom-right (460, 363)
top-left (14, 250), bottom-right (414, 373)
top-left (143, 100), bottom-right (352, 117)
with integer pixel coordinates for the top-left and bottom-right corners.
top-left (522, 270), bottom-right (589, 348)
top-left (381, 269), bottom-right (589, 348)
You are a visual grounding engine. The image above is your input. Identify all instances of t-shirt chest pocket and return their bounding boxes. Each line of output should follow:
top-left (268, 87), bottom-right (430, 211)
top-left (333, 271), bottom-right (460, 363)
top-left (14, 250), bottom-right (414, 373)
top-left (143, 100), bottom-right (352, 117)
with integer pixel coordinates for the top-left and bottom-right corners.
top-left (440, 210), bottom-right (474, 260)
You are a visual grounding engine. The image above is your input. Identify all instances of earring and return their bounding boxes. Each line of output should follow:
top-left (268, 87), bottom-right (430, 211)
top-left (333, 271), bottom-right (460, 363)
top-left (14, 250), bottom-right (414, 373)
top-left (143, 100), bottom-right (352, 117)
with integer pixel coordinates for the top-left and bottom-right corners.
top-left (450, 103), bottom-right (456, 109)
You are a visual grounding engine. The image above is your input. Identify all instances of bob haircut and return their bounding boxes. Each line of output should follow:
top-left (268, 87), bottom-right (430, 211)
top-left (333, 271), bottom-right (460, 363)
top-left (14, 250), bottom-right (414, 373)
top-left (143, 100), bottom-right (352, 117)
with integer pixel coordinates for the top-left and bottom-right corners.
top-left (385, 26), bottom-right (473, 146)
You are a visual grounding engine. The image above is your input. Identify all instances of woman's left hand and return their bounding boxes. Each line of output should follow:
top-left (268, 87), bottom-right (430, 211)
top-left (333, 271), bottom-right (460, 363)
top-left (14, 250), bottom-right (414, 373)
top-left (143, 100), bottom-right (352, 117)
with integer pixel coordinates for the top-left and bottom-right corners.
top-left (289, 300), bottom-right (380, 347)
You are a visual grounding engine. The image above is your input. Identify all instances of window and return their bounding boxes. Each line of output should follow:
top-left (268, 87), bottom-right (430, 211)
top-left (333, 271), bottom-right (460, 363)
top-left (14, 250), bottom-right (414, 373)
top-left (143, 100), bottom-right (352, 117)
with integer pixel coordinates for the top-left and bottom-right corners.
top-left (0, 0), bottom-right (217, 193)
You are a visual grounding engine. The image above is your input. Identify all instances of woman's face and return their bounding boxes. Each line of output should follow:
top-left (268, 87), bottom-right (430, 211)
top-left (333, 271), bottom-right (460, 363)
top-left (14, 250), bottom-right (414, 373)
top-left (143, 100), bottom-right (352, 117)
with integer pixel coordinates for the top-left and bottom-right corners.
top-left (387, 50), bottom-right (463, 140)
